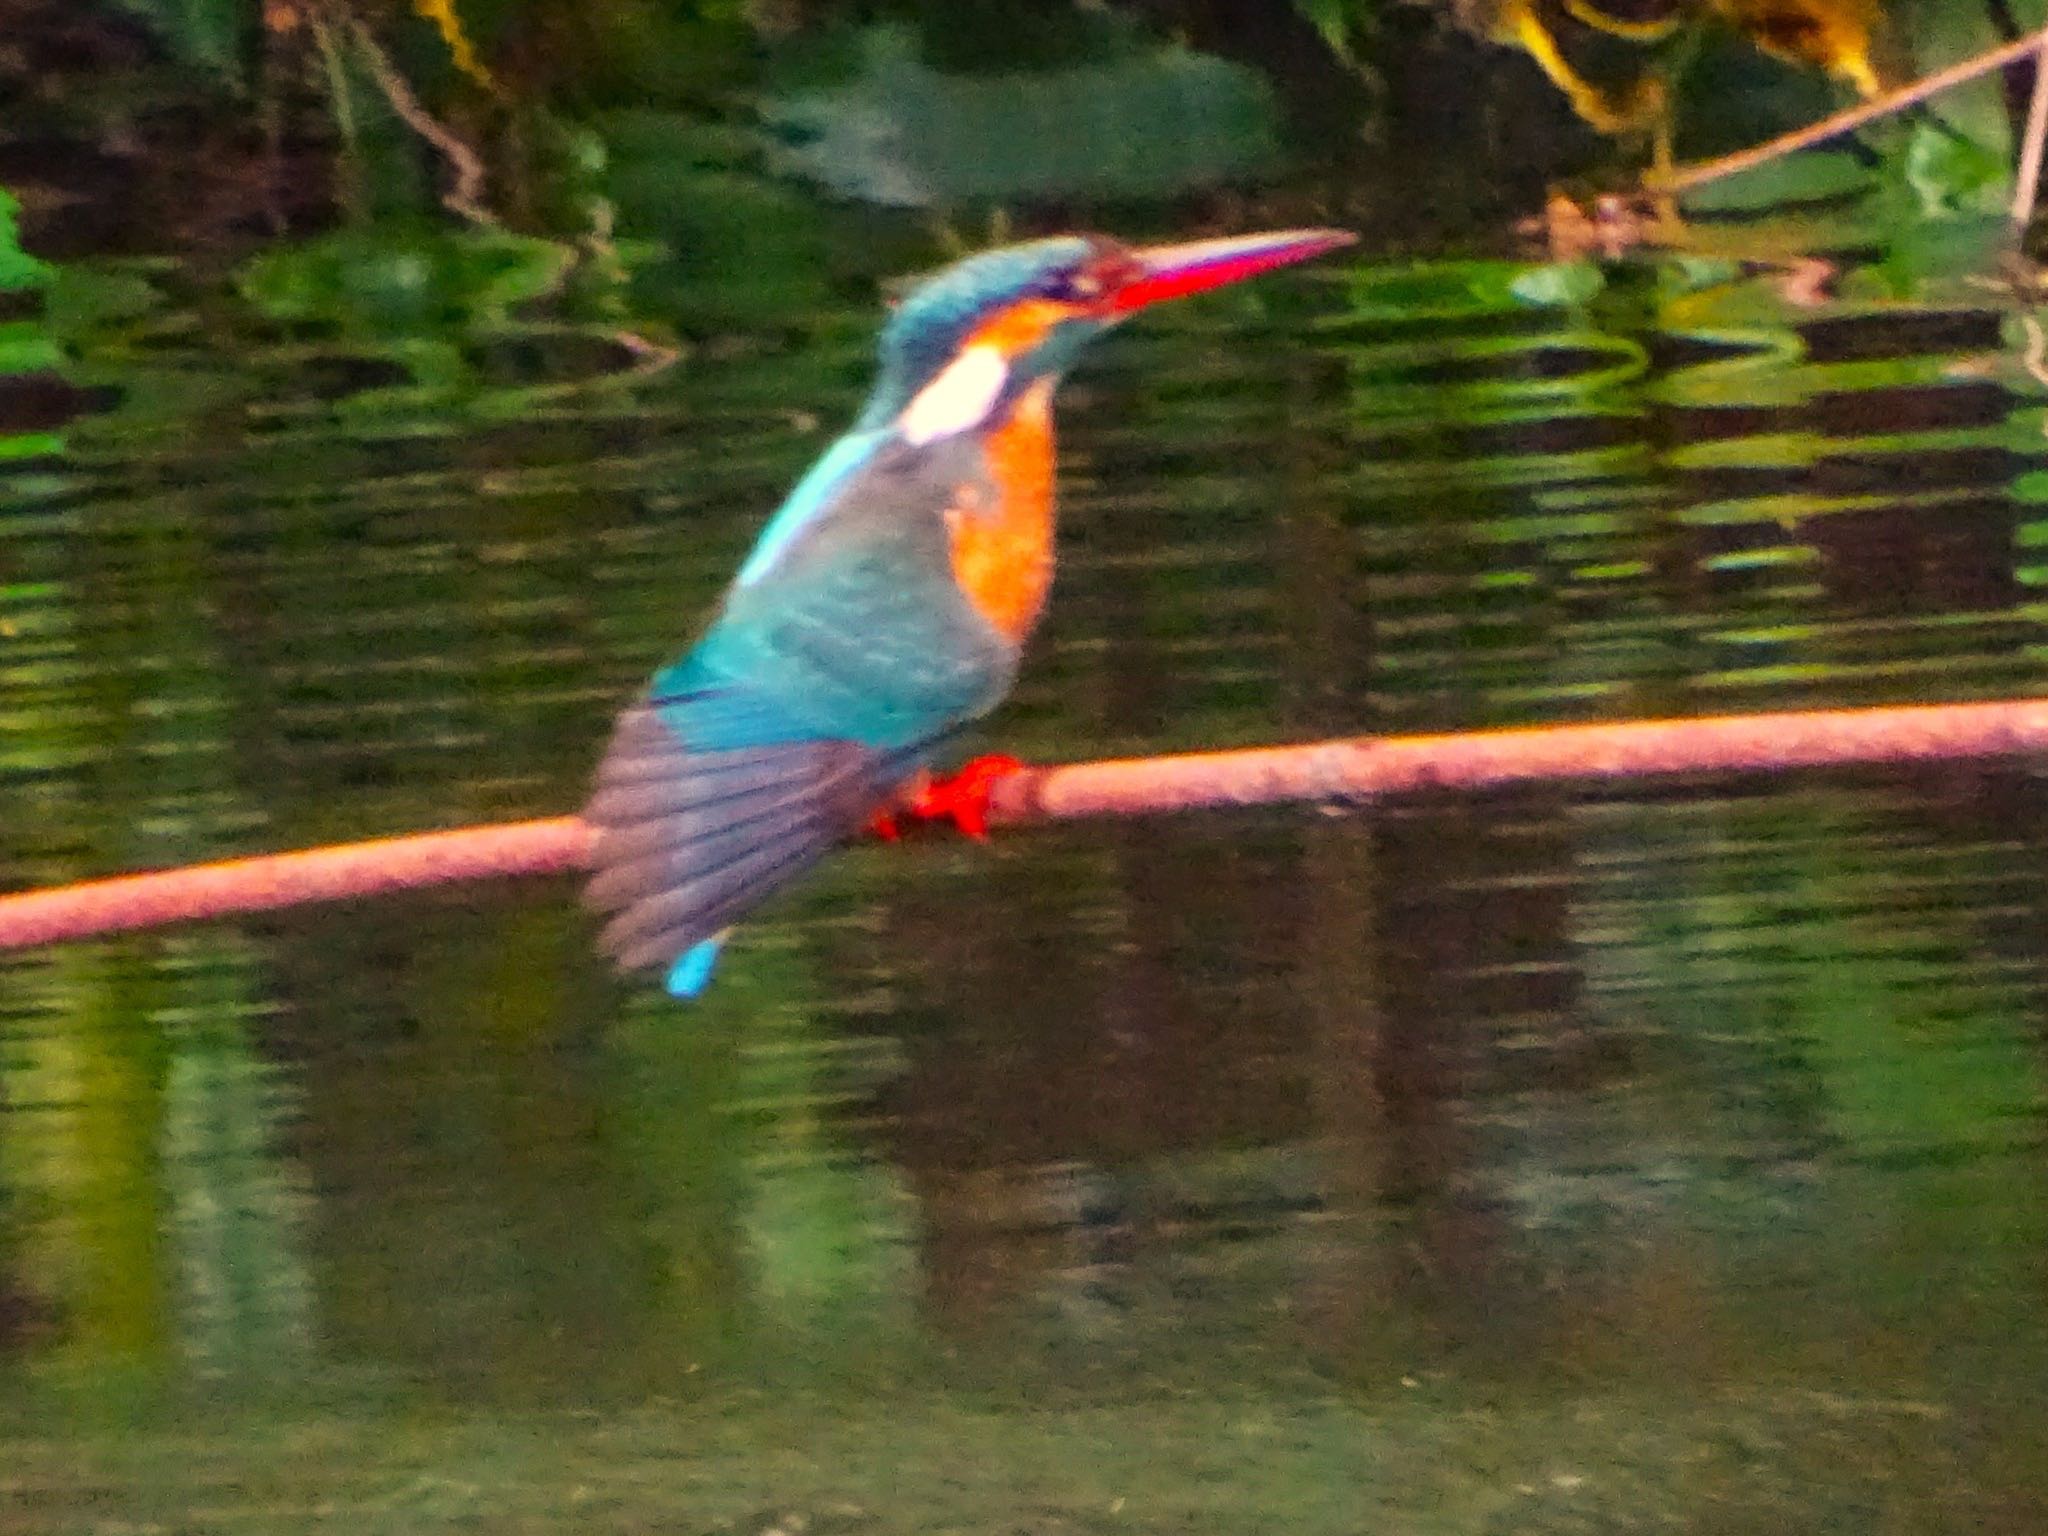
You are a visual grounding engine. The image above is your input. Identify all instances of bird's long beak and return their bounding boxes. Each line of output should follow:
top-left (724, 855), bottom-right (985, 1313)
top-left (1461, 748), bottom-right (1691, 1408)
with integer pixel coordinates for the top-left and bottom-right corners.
top-left (1112, 228), bottom-right (1356, 312)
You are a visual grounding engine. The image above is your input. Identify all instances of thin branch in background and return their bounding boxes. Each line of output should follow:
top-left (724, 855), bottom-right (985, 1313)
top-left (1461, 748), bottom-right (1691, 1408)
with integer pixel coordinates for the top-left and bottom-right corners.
top-left (1652, 26), bottom-right (2048, 196)
top-left (604, 326), bottom-right (684, 378)
top-left (307, 9), bottom-right (363, 219)
top-left (342, 13), bottom-right (493, 225)
top-left (2021, 314), bottom-right (2048, 392)
top-left (571, 198), bottom-right (684, 379)
top-left (258, 2), bottom-right (294, 233)
top-left (4, 699), bottom-right (2048, 954)
top-left (324, 10), bottom-right (674, 376)
top-left (2013, 35), bottom-right (2048, 229)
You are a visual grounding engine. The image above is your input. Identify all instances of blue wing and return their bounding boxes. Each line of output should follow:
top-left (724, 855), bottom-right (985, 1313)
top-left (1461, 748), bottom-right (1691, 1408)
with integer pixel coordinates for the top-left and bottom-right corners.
top-left (676, 430), bottom-right (1024, 745)
top-left (585, 430), bottom-right (1029, 992)
top-left (584, 697), bottom-right (922, 983)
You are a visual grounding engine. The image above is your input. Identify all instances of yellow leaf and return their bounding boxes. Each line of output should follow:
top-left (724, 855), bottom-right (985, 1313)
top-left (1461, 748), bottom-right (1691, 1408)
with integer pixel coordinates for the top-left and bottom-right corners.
top-left (410, 0), bottom-right (497, 93)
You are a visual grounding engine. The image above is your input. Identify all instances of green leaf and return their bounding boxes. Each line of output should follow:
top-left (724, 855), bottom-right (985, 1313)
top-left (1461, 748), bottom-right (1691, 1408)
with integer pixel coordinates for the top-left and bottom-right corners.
top-left (1903, 119), bottom-right (2008, 217)
top-left (1874, 211), bottom-right (2010, 297)
top-left (1676, 149), bottom-right (1877, 215)
top-left (1343, 261), bottom-right (1535, 320)
top-left (0, 320), bottom-right (61, 375)
top-left (45, 267), bottom-right (164, 343)
top-left (762, 24), bottom-right (1278, 207)
top-left (0, 431), bottom-right (64, 460)
top-left (0, 189), bottom-right (53, 294)
top-left (1894, 0), bottom-right (2011, 154)
top-left (238, 227), bottom-right (575, 334)
top-left (109, 0), bottom-right (246, 83)
top-left (1658, 256), bottom-right (1747, 296)
top-left (1292, 0), bottom-right (1372, 61)
top-left (1510, 261), bottom-right (1607, 308)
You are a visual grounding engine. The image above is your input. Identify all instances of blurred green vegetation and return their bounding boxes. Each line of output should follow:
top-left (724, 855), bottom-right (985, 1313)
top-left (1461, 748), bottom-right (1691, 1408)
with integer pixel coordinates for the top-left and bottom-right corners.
top-left (0, 190), bottom-right (53, 299)
top-left (6, 0), bottom-right (2044, 265)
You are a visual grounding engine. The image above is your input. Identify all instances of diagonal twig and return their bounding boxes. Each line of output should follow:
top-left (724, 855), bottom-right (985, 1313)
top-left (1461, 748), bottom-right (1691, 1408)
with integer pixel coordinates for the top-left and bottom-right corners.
top-left (1652, 26), bottom-right (2048, 196)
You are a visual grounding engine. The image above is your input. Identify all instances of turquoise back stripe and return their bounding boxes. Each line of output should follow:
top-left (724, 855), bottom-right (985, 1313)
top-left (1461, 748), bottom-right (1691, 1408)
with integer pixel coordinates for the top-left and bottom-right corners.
top-left (735, 430), bottom-right (884, 588)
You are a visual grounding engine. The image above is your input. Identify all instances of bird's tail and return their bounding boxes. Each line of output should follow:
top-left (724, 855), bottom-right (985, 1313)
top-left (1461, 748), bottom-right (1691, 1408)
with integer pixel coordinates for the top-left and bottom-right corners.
top-left (583, 702), bottom-right (904, 996)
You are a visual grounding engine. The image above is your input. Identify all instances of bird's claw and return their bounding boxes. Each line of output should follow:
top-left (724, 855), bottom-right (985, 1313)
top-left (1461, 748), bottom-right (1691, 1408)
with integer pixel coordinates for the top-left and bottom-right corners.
top-left (867, 754), bottom-right (1026, 843)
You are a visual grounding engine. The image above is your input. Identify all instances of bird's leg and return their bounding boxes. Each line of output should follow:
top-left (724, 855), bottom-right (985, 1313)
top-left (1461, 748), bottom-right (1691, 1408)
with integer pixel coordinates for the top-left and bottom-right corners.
top-left (865, 755), bottom-right (1027, 842)
top-left (915, 753), bottom-right (1025, 839)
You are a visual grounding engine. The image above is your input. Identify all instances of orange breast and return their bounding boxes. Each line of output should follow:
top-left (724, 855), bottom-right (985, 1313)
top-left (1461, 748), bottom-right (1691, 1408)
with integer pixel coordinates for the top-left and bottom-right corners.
top-left (944, 380), bottom-right (1056, 643)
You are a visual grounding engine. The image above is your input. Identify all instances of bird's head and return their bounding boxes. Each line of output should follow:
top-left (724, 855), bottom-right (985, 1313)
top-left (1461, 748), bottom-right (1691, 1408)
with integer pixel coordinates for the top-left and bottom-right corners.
top-left (859, 228), bottom-right (1354, 445)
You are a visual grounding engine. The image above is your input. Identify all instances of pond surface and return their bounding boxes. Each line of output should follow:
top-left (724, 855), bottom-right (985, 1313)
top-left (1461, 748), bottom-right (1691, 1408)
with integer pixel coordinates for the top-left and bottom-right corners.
top-left (4, 225), bottom-right (2048, 1532)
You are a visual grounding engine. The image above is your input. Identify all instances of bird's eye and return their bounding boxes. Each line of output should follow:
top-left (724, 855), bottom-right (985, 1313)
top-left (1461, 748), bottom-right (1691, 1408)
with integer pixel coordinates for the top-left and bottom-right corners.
top-left (1053, 269), bottom-right (1103, 303)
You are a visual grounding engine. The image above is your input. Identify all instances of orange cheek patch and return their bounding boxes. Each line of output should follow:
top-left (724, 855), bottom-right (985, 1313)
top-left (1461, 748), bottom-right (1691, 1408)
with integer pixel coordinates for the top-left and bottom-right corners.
top-left (966, 299), bottom-right (1083, 359)
top-left (944, 382), bottom-right (1057, 642)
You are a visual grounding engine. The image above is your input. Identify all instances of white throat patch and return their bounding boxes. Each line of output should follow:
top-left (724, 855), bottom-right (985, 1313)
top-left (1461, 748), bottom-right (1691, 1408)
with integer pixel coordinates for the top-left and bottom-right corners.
top-left (900, 345), bottom-right (1009, 447)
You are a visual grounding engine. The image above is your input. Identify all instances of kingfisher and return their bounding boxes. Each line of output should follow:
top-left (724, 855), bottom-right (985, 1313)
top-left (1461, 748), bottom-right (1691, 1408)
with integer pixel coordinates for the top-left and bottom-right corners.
top-left (584, 227), bottom-right (1355, 997)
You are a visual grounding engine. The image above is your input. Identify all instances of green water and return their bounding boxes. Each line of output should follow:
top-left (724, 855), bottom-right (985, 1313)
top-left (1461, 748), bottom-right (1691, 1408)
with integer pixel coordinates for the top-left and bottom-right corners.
top-left (5, 166), bottom-right (2048, 1536)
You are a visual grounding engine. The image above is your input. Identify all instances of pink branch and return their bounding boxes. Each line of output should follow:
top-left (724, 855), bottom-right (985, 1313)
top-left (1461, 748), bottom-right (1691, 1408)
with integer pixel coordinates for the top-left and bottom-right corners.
top-left (0, 817), bottom-right (594, 951)
top-left (4, 699), bottom-right (2045, 954)
top-left (988, 700), bottom-right (2048, 821)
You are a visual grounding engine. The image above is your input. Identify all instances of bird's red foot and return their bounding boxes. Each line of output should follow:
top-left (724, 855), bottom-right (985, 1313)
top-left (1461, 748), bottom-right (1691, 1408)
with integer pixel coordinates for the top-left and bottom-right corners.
top-left (867, 754), bottom-right (1027, 843)
top-left (914, 753), bottom-right (1026, 840)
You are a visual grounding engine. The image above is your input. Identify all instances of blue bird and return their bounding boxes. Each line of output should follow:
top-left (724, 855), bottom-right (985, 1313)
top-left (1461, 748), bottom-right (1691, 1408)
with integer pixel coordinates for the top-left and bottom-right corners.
top-left (584, 227), bottom-right (1355, 996)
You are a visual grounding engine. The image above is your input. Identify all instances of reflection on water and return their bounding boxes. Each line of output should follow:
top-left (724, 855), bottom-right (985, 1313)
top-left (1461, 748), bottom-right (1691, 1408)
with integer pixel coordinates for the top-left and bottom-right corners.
top-left (4, 238), bottom-right (2048, 1529)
